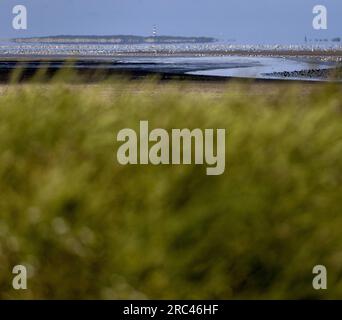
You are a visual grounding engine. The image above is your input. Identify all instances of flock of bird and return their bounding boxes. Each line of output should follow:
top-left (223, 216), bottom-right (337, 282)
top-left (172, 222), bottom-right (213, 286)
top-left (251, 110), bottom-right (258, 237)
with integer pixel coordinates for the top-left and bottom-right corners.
top-left (0, 42), bottom-right (342, 57)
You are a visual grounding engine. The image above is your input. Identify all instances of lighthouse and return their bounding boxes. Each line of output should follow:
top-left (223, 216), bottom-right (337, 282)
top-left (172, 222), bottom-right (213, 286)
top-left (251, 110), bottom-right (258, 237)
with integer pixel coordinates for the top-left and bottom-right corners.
top-left (152, 25), bottom-right (157, 38)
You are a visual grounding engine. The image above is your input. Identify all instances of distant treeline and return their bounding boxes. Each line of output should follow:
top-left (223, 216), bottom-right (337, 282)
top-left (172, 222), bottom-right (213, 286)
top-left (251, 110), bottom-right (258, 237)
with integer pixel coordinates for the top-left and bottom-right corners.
top-left (305, 36), bottom-right (341, 43)
top-left (13, 35), bottom-right (217, 44)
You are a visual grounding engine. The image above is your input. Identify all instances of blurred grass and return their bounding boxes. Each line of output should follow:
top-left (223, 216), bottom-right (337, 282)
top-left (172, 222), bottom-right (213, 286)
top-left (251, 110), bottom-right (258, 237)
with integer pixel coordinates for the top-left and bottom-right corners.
top-left (0, 76), bottom-right (341, 299)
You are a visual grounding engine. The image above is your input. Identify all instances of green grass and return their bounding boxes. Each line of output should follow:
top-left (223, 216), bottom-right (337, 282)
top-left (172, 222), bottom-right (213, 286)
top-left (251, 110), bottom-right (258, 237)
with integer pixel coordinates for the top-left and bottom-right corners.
top-left (0, 80), bottom-right (341, 299)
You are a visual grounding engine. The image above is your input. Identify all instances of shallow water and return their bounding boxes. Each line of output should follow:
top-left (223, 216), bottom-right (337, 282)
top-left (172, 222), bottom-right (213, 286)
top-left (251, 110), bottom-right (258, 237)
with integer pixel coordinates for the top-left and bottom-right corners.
top-left (0, 42), bottom-right (339, 81)
top-left (108, 56), bottom-right (336, 81)
top-left (185, 56), bottom-right (334, 81)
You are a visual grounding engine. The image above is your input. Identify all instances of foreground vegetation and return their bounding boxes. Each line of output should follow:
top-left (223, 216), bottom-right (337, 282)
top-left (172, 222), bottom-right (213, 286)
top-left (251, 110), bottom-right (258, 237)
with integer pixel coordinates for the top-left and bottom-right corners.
top-left (0, 79), bottom-right (341, 299)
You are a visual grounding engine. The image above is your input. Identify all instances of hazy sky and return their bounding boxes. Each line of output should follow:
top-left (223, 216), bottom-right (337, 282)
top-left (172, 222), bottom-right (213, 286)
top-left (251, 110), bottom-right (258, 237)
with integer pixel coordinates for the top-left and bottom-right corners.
top-left (0, 0), bottom-right (340, 44)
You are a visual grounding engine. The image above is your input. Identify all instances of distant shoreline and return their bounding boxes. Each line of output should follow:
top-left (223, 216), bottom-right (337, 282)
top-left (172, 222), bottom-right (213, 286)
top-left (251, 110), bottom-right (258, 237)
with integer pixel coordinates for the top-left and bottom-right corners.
top-left (1, 50), bottom-right (342, 59)
top-left (12, 35), bottom-right (217, 45)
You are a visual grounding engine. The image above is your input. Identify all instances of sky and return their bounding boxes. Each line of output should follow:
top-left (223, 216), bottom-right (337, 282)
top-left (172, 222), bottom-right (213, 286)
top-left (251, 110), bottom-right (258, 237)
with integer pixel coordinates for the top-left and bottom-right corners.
top-left (0, 0), bottom-right (341, 44)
